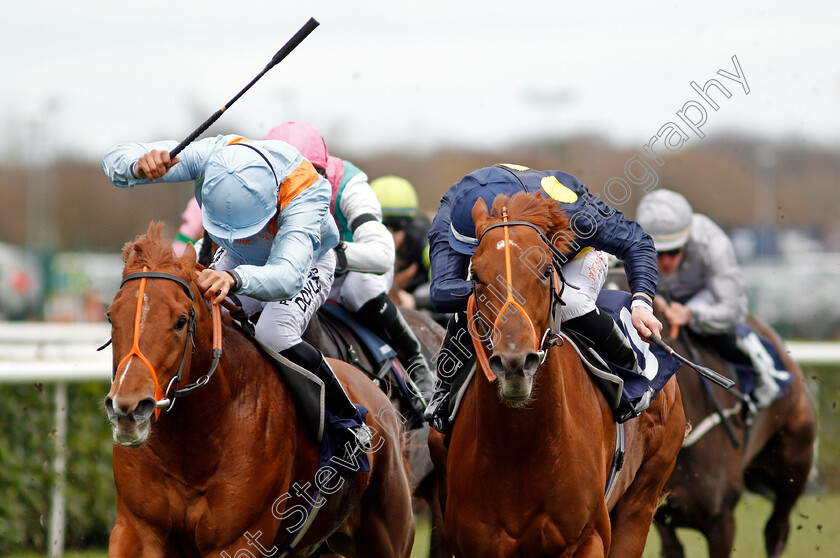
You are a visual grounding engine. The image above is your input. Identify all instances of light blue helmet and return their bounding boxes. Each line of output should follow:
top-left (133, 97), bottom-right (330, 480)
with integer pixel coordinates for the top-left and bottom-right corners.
top-left (200, 143), bottom-right (279, 242)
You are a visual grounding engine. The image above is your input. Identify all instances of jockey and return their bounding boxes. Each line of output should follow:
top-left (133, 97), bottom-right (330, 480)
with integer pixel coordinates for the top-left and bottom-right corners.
top-left (369, 175), bottom-right (433, 309)
top-left (635, 189), bottom-right (779, 407)
top-left (263, 122), bottom-right (435, 415)
top-left (102, 134), bottom-right (370, 451)
top-left (425, 164), bottom-right (662, 433)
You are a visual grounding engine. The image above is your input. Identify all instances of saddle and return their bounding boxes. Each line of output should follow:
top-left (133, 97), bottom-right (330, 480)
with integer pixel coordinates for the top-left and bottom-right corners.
top-left (225, 305), bottom-right (371, 471)
top-left (315, 302), bottom-right (430, 428)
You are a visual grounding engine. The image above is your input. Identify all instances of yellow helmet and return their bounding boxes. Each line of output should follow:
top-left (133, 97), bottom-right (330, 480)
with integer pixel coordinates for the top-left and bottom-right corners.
top-left (370, 175), bottom-right (418, 230)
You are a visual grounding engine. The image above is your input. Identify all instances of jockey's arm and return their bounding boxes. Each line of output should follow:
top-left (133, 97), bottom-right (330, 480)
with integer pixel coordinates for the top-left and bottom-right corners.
top-left (102, 136), bottom-right (230, 188)
top-left (686, 230), bottom-right (748, 334)
top-left (428, 190), bottom-right (472, 313)
top-left (336, 175), bottom-right (395, 274)
top-left (579, 198), bottom-right (658, 313)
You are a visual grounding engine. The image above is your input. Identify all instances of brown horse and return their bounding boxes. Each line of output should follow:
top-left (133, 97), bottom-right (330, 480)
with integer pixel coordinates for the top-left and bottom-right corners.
top-left (429, 193), bottom-right (686, 557)
top-left (304, 307), bottom-right (452, 558)
top-left (104, 223), bottom-right (414, 557)
top-left (648, 301), bottom-right (817, 557)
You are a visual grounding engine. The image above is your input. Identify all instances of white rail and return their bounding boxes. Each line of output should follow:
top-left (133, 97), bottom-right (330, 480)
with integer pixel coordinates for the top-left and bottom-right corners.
top-left (1, 322), bottom-right (838, 557)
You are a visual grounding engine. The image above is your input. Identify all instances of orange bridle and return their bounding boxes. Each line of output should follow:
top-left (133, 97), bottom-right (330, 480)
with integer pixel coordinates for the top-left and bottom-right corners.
top-left (467, 207), bottom-right (565, 381)
top-left (114, 266), bottom-right (222, 419)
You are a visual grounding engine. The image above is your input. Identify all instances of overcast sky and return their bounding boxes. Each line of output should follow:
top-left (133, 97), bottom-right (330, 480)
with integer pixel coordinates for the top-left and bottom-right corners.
top-left (2, 0), bottom-right (839, 163)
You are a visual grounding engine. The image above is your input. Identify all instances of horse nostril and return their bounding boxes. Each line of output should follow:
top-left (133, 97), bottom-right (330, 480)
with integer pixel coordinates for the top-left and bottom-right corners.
top-left (105, 397), bottom-right (116, 417)
top-left (524, 352), bottom-right (540, 376)
top-left (134, 398), bottom-right (157, 423)
top-left (489, 354), bottom-right (505, 377)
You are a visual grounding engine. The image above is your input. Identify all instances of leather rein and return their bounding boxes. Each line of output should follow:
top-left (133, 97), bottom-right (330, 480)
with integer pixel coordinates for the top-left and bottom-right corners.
top-left (106, 266), bottom-right (222, 419)
top-left (467, 207), bottom-right (567, 381)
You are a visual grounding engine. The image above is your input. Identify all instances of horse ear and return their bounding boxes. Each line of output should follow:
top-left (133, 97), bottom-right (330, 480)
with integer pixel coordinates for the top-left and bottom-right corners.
top-left (122, 241), bottom-right (136, 264)
top-left (472, 198), bottom-right (491, 238)
top-left (179, 241), bottom-right (197, 270)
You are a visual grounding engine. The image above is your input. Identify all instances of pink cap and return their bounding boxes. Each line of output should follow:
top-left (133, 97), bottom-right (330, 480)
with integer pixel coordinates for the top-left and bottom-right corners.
top-left (264, 121), bottom-right (329, 170)
top-left (173, 197), bottom-right (203, 256)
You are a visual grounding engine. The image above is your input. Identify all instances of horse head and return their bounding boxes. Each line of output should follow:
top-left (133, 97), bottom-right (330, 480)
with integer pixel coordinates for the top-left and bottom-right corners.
top-left (470, 191), bottom-right (573, 404)
top-left (104, 222), bottom-right (206, 446)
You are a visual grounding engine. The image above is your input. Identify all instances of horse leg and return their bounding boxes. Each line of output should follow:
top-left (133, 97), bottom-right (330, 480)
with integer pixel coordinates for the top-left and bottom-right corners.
top-left (109, 510), bottom-right (165, 558)
top-left (761, 432), bottom-right (814, 557)
top-left (698, 508), bottom-right (734, 558)
top-left (428, 482), bottom-right (453, 558)
top-left (609, 388), bottom-right (685, 558)
top-left (766, 396), bottom-right (816, 557)
top-left (415, 471), bottom-right (454, 558)
top-left (653, 520), bottom-right (685, 558)
top-left (570, 533), bottom-right (608, 558)
top-left (354, 446), bottom-right (416, 557)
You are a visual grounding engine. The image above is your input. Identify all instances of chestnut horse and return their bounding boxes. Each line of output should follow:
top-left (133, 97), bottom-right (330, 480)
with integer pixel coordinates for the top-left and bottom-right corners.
top-left (104, 223), bottom-right (414, 557)
top-left (649, 304), bottom-right (817, 557)
top-left (304, 309), bottom-right (452, 558)
top-left (429, 193), bottom-right (686, 557)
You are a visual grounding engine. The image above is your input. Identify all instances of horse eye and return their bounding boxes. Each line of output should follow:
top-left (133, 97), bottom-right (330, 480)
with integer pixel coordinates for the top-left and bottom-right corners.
top-left (174, 316), bottom-right (188, 331)
top-left (471, 271), bottom-right (481, 285)
top-left (543, 267), bottom-right (553, 280)
top-left (105, 312), bottom-right (112, 325)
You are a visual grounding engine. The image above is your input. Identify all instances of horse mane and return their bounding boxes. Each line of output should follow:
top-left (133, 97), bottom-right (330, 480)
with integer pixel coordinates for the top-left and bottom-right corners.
top-left (122, 222), bottom-right (193, 281)
top-left (481, 191), bottom-right (576, 254)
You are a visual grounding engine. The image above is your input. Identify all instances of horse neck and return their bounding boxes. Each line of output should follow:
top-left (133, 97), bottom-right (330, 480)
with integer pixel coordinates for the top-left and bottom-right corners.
top-left (149, 311), bottom-right (256, 464)
top-left (473, 346), bottom-right (574, 454)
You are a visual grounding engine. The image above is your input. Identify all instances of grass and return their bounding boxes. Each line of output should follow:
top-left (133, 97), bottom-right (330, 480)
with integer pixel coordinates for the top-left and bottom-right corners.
top-left (642, 492), bottom-right (840, 557)
top-left (6, 493), bottom-right (837, 557)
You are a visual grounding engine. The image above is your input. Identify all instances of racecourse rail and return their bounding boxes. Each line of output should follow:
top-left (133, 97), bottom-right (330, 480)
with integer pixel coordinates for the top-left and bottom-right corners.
top-left (1, 321), bottom-right (838, 558)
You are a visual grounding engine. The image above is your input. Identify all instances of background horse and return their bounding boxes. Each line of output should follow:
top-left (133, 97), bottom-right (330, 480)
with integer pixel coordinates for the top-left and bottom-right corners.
top-left (647, 295), bottom-right (817, 557)
top-left (429, 193), bottom-right (686, 557)
top-left (304, 307), bottom-right (452, 558)
top-left (104, 223), bottom-right (414, 557)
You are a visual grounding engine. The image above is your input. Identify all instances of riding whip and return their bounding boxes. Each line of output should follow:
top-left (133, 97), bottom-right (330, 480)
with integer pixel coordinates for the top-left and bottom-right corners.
top-left (649, 334), bottom-right (735, 389)
top-left (169, 17), bottom-right (320, 159)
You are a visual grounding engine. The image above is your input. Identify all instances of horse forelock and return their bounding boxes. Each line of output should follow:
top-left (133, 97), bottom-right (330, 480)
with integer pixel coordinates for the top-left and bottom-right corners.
top-left (122, 222), bottom-right (193, 282)
top-left (480, 192), bottom-right (574, 254)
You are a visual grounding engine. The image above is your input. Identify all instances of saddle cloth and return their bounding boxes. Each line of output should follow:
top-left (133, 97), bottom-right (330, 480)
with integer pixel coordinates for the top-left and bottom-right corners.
top-left (318, 302), bottom-right (426, 428)
top-left (729, 323), bottom-right (794, 398)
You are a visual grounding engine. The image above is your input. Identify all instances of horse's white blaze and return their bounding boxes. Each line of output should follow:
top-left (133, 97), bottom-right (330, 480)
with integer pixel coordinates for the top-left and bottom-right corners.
top-left (495, 239), bottom-right (520, 250)
top-left (116, 291), bottom-right (150, 391)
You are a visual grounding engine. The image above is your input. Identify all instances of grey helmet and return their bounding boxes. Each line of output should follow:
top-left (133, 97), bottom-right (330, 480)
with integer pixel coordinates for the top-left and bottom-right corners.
top-left (636, 189), bottom-right (693, 251)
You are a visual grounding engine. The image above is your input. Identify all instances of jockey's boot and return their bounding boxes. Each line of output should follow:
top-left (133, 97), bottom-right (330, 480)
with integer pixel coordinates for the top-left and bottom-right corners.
top-left (356, 293), bottom-right (435, 416)
top-left (280, 342), bottom-right (372, 454)
top-left (564, 308), bottom-right (639, 372)
top-left (424, 311), bottom-right (473, 434)
top-left (736, 333), bottom-right (780, 408)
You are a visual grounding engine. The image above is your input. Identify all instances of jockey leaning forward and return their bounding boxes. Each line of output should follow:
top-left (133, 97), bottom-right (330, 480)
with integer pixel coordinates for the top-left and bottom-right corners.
top-left (635, 189), bottom-right (780, 407)
top-left (102, 134), bottom-right (370, 452)
top-left (263, 122), bottom-right (435, 414)
top-left (424, 164), bottom-right (662, 433)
